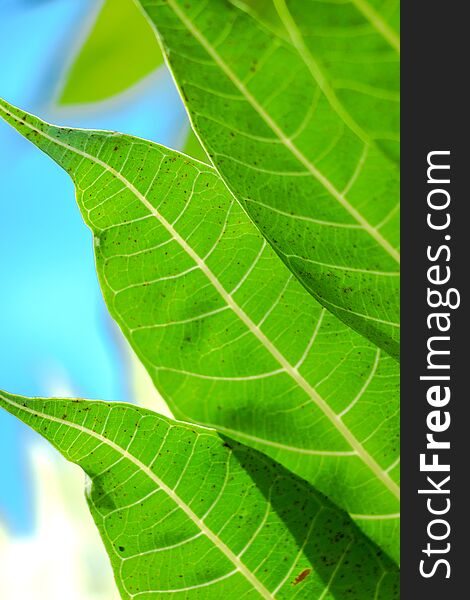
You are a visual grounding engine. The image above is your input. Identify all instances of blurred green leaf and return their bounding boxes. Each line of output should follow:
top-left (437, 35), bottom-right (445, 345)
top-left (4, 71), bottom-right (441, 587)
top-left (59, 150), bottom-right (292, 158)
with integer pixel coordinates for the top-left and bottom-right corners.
top-left (59, 0), bottom-right (163, 105)
top-left (0, 391), bottom-right (399, 599)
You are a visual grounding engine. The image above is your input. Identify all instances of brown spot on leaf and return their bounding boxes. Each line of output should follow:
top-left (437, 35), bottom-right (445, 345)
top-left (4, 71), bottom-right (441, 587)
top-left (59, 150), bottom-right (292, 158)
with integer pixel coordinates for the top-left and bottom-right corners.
top-left (292, 569), bottom-right (311, 585)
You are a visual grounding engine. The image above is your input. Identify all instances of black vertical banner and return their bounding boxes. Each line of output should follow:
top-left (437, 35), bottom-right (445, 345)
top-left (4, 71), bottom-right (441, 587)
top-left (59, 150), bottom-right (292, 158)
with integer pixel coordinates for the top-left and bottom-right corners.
top-left (401, 2), bottom-right (468, 597)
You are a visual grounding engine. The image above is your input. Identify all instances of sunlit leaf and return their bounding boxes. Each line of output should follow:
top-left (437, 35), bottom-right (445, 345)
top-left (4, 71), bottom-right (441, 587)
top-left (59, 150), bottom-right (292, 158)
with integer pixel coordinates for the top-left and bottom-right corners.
top-left (137, 0), bottom-right (400, 359)
top-left (0, 100), bottom-right (399, 561)
top-left (0, 391), bottom-right (399, 599)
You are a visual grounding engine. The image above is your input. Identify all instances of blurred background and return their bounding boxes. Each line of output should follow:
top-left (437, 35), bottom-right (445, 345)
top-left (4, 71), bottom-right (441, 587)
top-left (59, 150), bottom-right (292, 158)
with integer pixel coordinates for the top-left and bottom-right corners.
top-left (0, 0), bottom-right (202, 597)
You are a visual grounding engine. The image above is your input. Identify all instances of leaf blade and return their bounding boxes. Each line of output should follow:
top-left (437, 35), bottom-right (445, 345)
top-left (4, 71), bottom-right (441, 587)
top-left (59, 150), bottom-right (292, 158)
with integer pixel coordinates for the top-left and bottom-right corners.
top-left (137, 0), bottom-right (400, 358)
top-left (0, 99), bottom-right (399, 561)
top-left (0, 391), bottom-right (399, 599)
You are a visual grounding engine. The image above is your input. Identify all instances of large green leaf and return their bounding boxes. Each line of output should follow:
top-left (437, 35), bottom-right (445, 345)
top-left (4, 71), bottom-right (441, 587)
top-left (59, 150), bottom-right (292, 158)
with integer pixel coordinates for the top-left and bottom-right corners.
top-left (0, 100), bottom-right (399, 561)
top-left (0, 392), bottom-right (399, 599)
top-left (237, 0), bottom-right (399, 163)
top-left (58, 0), bottom-right (164, 105)
top-left (136, 0), bottom-right (400, 359)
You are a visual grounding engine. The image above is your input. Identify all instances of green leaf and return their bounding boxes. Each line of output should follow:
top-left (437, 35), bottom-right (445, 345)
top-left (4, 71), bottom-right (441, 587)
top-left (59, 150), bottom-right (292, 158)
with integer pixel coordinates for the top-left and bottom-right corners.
top-left (183, 126), bottom-right (209, 162)
top-left (58, 0), bottom-right (164, 105)
top-left (0, 99), bottom-right (399, 561)
top-left (0, 391), bottom-right (399, 599)
top-left (136, 0), bottom-right (400, 359)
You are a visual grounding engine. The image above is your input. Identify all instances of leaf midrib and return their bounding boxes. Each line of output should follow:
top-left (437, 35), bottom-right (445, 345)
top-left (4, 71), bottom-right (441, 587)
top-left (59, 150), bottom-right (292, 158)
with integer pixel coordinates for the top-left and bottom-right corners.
top-left (0, 393), bottom-right (273, 600)
top-left (162, 0), bottom-right (400, 265)
top-left (0, 104), bottom-right (399, 503)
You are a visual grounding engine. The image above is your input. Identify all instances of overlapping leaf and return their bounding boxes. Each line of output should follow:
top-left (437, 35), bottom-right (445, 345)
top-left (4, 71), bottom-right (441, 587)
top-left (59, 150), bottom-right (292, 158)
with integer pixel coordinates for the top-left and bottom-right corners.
top-left (0, 392), bottom-right (399, 599)
top-left (137, 0), bottom-right (400, 359)
top-left (238, 0), bottom-right (399, 162)
top-left (0, 100), bottom-right (399, 560)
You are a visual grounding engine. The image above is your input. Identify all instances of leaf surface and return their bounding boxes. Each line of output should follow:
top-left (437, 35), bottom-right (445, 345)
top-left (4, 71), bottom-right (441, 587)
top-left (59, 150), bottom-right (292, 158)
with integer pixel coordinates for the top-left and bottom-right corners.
top-left (0, 392), bottom-right (399, 599)
top-left (59, 0), bottom-right (164, 105)
top-left (0, 100), bottom-right (399, 561)
top-left (137, 0), bottom-right (400, 359)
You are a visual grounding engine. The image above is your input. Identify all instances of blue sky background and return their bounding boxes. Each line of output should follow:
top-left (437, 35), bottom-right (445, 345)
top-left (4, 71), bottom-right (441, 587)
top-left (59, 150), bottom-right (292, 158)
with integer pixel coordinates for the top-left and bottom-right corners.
top-left (0, 0), bottom-right (186, 533)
